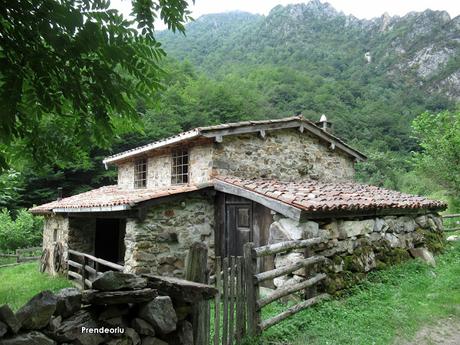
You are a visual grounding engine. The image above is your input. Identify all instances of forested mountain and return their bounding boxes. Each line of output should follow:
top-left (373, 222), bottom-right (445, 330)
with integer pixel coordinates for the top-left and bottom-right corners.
top-left (2, 0), bottom-right (459, 211)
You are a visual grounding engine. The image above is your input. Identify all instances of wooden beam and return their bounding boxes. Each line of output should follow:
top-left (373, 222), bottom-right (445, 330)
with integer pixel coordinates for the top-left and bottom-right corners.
top-left (214, 180), bottom-right (302, 221)
top-left (259, 129), bottom-right (266, 139)
top-left (256, 273), bottom-right (326, 309)
top-left (300, 207), bottom-right (444, 220)
top-left (254, 238), bottom-right (323, 257)
top-left (259, 294), bottom-right (330, 331)
top-left (255, 256), bottom-right (325, 283)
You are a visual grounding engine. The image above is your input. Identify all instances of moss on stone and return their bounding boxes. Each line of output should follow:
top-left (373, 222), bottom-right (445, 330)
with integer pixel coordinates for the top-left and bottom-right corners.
top-left (416, 227), bottom-right (445, 254)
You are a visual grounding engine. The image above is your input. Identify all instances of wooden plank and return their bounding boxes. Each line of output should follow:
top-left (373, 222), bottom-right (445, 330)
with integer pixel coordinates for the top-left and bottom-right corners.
top-left (222, 257), bottom-right (229, 345)
top-left (214, 181), bottom-right (302, 221)
top-left (214, 258), bottom-right (221, 345)
top-left (257, 273), bottom-right (326, 309)
top-left (255, 256), bottom-right (325, 283)
top-left (229, 257), bottom-right (235, 345)
top-left (444, 227), bottom-right (460, 231)
top-left (254, 238), bottom-right (323, 257)
top-left (235, 257), bottom-right (243, 344)
top-left (82, 256), bottom-right (88, 289)
top-left (244, 243), bottom-right (260, 336)
top-left (442, 214), bottom-right (460, 218)
top-left (259, 294), bottom-right (330, 331)
top-left (184, 242), bottom-right (209, 345)
top-left (15, 247), bottom-right (41, 254)
top-left (68, 249), bottom-right (124, 271)
top-left (68, 260), bottom-right (82, 269)
top-left (68, 270), bottom-right (82, 281)
top-left (0, 263), bottom-right (21, 268)
top-left (0, 254), bottom-right (19, 258)
top-left (18, 256), bottom-right (40, 262)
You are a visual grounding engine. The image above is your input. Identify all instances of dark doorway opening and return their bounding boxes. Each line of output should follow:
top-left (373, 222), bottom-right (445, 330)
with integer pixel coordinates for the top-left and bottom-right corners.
top-left (95, 218), bottom-right (126, 267)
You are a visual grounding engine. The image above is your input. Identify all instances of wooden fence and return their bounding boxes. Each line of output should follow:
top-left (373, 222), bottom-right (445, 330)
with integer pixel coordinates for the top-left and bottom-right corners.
top-left (0, 247), bottom-right (42, 268)
top-left (67, 249), bottom-right (124, 289)
top-left (442, 214), bottom-right (460, 232)
top-left (243, 238), bottom-right (329, 335)
top-left (211, 256), bottom-right (246, 345)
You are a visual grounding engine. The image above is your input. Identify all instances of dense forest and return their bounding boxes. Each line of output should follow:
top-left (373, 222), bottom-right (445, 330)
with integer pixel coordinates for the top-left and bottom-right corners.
top-left (1, 0), bottom-right (459, 218)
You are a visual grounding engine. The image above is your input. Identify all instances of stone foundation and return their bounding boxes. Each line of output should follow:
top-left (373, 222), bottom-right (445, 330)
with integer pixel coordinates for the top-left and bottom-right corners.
top-left (269, 213), bottom-right (444, 293)
top-left (124, 194), bottom-right (215, 277)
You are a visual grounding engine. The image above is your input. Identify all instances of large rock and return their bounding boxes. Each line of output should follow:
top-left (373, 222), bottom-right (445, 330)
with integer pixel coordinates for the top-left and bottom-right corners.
top-left (0, 320), bottom-right (7, 337)
top-left (338, 219), bottom-right (375, 239)
top-left (447, 235), bottom-right (460, 242)
top-left (98, 305), bottom-right (130, 320)
top-left (54, 288), bottom-right (81, 318)
top-left (138, 296), bottom-right (177, 335)
top-left (125, 328), bottom-right (141, 345)
top-left (0, 331), bottom-right (55, 345)
top-left (415, 215), bottom-right (428, 228)
top-left (0, 305), bottom-right (21, 334)
top-left (374, 218), bottom-right (388, 232)
top-left (384, 233), bottom-right (403, 248)
top-left (52, 310), bottom-right (103, 344)
top-left (16, 291), bottom-right (57, 330)
top-left (167, 320), bottom-right (193, 345)
top-left (82, 288), bottom-right (157, 305)
top-left (409, 247), bottom-right (436, 267)
top-left (385, 216), bottom-right (416, 233)
top-left (131, 318), bottom-right (155, 336)
top-left (92, 272), bottom-right (148, 291)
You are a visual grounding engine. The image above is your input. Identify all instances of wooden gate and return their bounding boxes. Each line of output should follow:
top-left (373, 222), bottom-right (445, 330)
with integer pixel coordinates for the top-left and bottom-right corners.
top-left (211, 256), bottom-right (247, 345)
top-left (243, 238), bottom-right (329, 335)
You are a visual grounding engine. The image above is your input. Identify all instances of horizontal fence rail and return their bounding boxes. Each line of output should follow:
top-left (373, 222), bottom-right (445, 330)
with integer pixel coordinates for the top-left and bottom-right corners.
top-left (442, 214), bottom-right (460, 232)
top-left (243, 238), bottom-right (329, 335)
top-left (67, 249), bottom-right (124, 289)
top-left (0, 247), bottom-right (42, 268)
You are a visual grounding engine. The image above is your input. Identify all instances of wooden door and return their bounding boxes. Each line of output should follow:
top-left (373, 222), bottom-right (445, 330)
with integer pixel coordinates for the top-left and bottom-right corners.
top-left (225, 196), bottom-right (253, 257)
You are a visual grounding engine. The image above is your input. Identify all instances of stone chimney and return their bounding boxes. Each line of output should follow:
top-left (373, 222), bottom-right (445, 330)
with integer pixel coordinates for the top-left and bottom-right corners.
top-left (57, 187), bottom-right (63, 201)
top-left (316, 114), bottom-right (332, 132)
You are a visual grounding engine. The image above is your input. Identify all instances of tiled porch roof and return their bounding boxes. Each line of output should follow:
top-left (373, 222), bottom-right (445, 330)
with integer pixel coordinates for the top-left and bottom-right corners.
top-left (30, 177), bottom-right (446, 216)
top-left (214, 176), bottom-right (447, 214)
top-left (29, 184), bottom-right (212, 214)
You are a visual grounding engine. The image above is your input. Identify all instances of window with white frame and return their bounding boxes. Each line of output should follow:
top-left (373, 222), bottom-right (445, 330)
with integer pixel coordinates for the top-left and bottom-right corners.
top-left (171, 148), bottom-right (189, 185)
top-left (134, 158), bottom-right (147, 189)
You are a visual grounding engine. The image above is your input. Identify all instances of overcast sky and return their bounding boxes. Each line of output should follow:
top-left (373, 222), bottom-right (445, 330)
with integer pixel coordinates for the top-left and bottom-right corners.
top-left (112, 0), bottom-right (460, 29)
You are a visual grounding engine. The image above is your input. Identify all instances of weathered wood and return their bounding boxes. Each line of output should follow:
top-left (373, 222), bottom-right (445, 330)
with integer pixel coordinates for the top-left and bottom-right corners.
top-left (214, 258), bottom-right (221, 345)
top-left (18, 256), bottom-right (41, 262)
top-left (68, 249), bottom-right (124, 271)
top-left (81, 288), bottom-right (157, 305)
top-left (0, 253), bottom-right (18, 257)
top-left (81, 256), bottom-right (88, 289)
top-left (15, 247), bottom-right (41, 254)
top-left (257, 273), bottom-right (326, 309)
top-left (0, 262), bottom-right (21, 268)
top-left (68, 270), bottom-right (82, 281)
top-left (259, 294), bottom-right (330, 331)
top-left (229, 257), bottom-right (235, 345)
top-left (235, 257), bottom-right (243, 344)
top-left (143, 274), bottom-right (217, 303)
top-left (444, 227), bottom-right (460, 231)
top-left (244, 243), bottom-right (260, 336)
top-left (442, 214), bottom-right (460, 218)
top-left (222, 257), bottom-right (229, 345)
top-left (185, 242), bottom-right (209, 345)
top-left (254, 238), bottom-right (323, 257)
top-left (255, 256), bottom-right (325, 283)
top-left (214, 181), bottom-right (302, 221)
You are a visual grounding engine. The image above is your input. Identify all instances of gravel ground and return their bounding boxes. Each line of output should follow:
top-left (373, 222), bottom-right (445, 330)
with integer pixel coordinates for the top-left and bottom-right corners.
top-left (397, 317), bottom-right (460, 345)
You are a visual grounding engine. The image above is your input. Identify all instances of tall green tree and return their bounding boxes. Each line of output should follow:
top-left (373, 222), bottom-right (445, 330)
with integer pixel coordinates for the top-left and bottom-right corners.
top-left (0, 0), bottom-right (192, 169)
top-left (412, 110), bottom-right (460, 197)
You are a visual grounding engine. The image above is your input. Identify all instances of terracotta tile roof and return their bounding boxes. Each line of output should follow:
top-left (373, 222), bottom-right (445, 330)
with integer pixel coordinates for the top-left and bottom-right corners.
top-left (30, 184), bottom-right (211, 214)
top-left (102, 115), bottom-right (366, 165)
top-left (214, 176), bottom-right (447, 213)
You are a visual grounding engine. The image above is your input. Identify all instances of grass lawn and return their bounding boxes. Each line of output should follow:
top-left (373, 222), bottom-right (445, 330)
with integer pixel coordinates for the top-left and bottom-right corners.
top-left (0, 262), bottom-right (72, 310)
top-left (247, 241), bottom-right (460, 345)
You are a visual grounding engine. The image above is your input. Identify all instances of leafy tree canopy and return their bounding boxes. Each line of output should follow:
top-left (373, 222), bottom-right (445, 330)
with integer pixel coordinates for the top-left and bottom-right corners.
top-left (0, 0), bottom-right (192, 170)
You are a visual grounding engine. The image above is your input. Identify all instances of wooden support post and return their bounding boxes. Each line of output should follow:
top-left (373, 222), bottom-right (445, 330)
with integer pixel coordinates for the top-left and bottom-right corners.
top-left (15, 249), bottom-right (20, 263)
top-left (222, 257), bottom-right (229, 345)
top-left (82, 256), bottom-right (88, 290)
top-left (185, 242), bottom-right (209, 345)
top-left (235, 256), bottom-right (243, 344)
top-left (214, 258), bottom-right (221, 345)
top-left (244, 242), bottom-right (260, 336)
top-left (229, 257), bottom-right (235, 345)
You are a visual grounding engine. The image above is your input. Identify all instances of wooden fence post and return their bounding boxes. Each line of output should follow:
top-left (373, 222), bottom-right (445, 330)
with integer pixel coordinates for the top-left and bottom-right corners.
top-left (243, 242), bottom-right (260, 336)
top-left (82, 256), bottom-right (88, 289)
top-left (185, 242), bottom-right (209, 345)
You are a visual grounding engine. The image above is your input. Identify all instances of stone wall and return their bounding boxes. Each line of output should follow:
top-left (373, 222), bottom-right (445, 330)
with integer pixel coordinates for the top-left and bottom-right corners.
top-left (268, 212), bottom-right (444, 293)
top-left (124, 194), bottom-right (215, 277)
top-left (116, 144), bottom-right (213, 190)
top-left (212, 129), bottom-right (355, 182)
top-left (0, 272), bottom-right (215, 345)
top-left (42, 216), bottom-right (96, 276)
top-left (42, 215), bottom-right (69, 276)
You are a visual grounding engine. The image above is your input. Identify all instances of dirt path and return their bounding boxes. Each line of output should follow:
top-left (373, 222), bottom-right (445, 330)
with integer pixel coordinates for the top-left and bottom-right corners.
top-left (397, 317), bottom-right (460, 345)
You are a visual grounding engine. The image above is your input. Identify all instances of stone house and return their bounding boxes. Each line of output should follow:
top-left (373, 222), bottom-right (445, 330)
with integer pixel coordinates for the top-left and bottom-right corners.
top-left (31, 115), bottom-right (446, 292)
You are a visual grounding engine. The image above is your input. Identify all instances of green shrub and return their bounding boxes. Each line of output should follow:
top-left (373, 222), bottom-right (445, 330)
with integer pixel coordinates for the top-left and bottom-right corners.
top-left (0, 209), bottom-right (43, 251)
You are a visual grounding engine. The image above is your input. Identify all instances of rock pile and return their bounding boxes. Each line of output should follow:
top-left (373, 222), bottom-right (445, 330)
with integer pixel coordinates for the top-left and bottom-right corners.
top-left (0, 272), bottom-right (200, 345)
